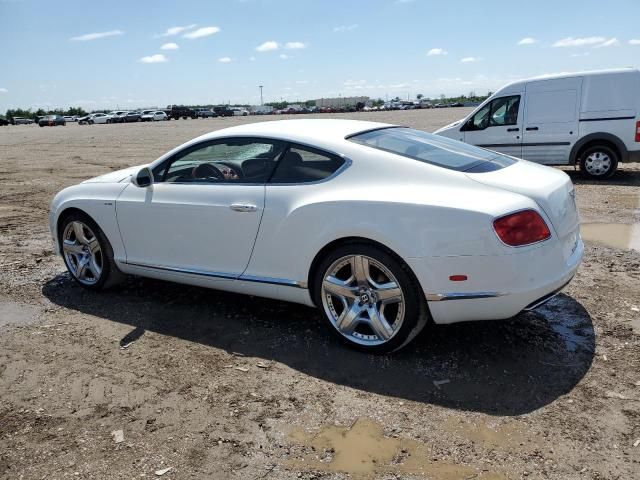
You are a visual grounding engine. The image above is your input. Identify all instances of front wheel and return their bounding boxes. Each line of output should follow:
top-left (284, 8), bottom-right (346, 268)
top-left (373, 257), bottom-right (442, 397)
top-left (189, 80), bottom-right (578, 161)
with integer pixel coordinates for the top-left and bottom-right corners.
top-left (579, 144), bottom-right (618, 179)
top-left (313, 244), bottom-right (428, 353)
top-left (59, 212), bottom-right (125, 290)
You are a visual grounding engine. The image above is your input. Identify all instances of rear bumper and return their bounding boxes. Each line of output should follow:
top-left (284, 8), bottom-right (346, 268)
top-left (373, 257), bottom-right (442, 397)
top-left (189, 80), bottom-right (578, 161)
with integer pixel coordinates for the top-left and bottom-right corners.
top-left (409, 234), bottom-right (583, 324)
top-left (627, 150), bottom-right (640, 163)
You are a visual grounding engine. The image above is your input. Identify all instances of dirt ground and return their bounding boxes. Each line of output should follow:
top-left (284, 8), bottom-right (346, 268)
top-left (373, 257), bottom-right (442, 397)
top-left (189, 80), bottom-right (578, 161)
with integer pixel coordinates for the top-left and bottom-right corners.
top-left (0, 110), bottom-right (639, 480)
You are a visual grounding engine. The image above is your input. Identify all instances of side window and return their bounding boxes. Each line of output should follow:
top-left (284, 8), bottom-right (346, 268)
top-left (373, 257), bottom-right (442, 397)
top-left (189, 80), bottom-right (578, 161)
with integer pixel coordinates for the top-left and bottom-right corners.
top-left (269, 145), bottom-right (345, 183)
top-left (464, 95), bottom-right (520, 130)
top-left (489, 96), bottom-right (520, 126)
top-left (154, 138), bottom-right (285, 184)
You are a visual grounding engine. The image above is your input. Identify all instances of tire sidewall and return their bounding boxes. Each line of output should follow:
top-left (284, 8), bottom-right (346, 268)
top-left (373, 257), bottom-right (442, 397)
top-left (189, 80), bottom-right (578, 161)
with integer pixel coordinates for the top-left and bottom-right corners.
top-left (313, 243), bottom-right (425, 354)
top-left (580, 145), bottom-right (618, 179)
top-left (58, 212), bottom-right (117, 290)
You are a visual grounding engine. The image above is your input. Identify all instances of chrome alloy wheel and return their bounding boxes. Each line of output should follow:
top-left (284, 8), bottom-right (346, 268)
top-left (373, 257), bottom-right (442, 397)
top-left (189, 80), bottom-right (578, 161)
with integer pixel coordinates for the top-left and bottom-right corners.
top-left (584, 151), bottom-right (611, 176)
top-left (62, 221), bottom-right (103, 285)
top-left (321, 255), bottom-right (405, 346)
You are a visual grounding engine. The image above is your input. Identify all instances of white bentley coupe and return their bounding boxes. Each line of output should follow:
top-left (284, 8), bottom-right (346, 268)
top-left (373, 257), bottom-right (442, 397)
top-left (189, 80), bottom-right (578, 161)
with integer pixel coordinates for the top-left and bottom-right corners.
top-left (50, 119), bottom-right (583, 353)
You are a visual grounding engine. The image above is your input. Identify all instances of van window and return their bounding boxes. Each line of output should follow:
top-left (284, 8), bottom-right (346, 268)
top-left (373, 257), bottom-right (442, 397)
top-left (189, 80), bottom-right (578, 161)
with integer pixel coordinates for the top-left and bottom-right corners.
top-left (463, 95), bottom-right (520, 131)
top-left (526, 90), bottom-right (577, 124)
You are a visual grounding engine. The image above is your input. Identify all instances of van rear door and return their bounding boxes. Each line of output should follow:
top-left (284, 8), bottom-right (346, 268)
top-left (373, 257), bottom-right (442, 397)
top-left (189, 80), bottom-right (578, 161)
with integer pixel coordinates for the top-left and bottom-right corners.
top-left (521, 77), bottom-right (581, 165)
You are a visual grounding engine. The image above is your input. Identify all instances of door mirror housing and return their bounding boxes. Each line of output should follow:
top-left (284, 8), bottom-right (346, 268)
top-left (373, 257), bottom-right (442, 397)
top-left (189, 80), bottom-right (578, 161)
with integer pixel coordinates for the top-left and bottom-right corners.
top-left (132, 167), bottom-right (153, 188)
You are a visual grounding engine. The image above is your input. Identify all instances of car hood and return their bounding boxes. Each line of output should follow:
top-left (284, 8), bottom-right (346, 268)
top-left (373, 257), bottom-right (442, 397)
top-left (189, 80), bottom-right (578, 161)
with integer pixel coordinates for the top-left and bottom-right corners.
top-left (433, 119), bottom-right (463, 134)
top-left (465, 160), bottom-right (579, 239)
top-left (82, 165), bottom-right (144, 184)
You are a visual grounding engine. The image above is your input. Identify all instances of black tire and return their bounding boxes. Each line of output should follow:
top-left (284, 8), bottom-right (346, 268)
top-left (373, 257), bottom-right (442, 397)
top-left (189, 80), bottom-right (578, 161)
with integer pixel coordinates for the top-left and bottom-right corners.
top-left (312, 243), bottom-right (429, 354)
top-left (88, 120), bottom-right (94, 125)
top-left (58, 211), bottom-right (125, 291)
top-left (579, 144), bottom-right (619, 179)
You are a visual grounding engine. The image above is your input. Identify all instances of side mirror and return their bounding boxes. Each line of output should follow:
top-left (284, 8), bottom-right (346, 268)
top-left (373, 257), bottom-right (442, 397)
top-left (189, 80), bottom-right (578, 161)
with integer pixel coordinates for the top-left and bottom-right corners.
top-left (131, 167), bottom-right (154, 188)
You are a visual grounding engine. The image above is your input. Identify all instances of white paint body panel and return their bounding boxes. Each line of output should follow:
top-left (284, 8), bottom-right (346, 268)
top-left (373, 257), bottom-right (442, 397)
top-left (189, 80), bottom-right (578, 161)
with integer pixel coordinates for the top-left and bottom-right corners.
top-left (50, 119), bottom-right (583, 324)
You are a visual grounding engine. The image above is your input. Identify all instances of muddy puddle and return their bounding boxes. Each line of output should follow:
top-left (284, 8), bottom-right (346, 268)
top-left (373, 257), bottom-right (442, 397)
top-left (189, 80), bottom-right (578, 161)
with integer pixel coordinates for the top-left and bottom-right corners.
top-left (287, 417), bottom-right (513, 479)
top-left (581, 223), bottom-right (640, 251)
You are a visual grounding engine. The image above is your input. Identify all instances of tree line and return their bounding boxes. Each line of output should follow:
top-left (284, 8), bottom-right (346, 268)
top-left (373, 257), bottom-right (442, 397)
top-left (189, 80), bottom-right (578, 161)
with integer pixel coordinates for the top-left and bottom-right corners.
top-left (4, 107), bottom-right (88, 120)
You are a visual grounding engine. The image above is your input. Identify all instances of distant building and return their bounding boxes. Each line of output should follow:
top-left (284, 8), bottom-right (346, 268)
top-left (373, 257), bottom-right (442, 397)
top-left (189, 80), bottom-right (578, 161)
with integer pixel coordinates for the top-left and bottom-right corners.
top-left (315, 96), bottom-right (369, 108)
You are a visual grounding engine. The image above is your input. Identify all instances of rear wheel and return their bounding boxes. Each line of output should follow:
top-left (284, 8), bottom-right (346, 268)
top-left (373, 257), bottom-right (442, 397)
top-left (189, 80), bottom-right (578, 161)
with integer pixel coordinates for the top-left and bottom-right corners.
top-left (579, 144), bottom-right (618, 179)
top-left (59, 212), bottom-right (125, 290)
top-left (313, 244), bottom-right (428, 353)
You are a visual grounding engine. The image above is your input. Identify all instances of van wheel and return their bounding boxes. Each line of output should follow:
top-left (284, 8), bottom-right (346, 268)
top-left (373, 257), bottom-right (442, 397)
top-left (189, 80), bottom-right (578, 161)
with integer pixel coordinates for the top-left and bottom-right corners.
top-left (579, 144), bottom-right (618, 179)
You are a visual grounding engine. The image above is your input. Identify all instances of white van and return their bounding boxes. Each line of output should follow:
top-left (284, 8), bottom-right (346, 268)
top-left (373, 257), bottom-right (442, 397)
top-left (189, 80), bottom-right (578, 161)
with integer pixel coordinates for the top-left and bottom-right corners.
top-left (434, 68), bottom-right (640, 179)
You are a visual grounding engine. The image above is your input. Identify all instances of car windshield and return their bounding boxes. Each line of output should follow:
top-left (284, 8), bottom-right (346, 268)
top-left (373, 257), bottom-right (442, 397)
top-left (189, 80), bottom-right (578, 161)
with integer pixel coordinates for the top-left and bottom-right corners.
top-left (348, 127), bottom-right (517, 172)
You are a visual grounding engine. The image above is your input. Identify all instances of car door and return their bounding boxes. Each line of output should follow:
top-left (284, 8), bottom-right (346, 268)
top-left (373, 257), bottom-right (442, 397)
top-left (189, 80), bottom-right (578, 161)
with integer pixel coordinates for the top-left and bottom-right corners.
top-left (460, 95), bottom-right (523, 158)
top-left (521, 78), bottom-right (581, 165)
top-left (116, 137), bottom-right (285, 277)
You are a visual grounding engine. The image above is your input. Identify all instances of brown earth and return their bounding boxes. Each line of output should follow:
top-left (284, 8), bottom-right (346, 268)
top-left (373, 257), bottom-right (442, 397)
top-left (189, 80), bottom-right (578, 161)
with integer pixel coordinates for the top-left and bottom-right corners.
top-left (0, 110), bottom-right (639, 479)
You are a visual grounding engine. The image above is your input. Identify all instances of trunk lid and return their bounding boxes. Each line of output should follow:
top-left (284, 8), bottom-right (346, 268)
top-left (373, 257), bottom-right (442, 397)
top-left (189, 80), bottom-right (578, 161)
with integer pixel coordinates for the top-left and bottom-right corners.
top-left (465, 160), bottom-right (579, 241)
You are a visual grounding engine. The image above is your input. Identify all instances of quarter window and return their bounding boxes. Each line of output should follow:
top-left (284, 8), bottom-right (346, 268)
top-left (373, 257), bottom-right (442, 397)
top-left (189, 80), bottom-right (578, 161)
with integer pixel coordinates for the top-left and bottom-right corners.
top-left (154, 138), bottom-right (285, 184)
top-left (269, 145), bottom-right (345, 183)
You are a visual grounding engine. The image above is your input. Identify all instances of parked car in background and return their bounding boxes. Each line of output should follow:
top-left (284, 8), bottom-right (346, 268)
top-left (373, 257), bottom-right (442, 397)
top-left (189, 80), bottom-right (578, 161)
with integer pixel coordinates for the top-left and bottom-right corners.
top-left (195, 108), bottom-right (217, 118)
top-left (87, 113), bottom-right (110, 125)
top-left (122, 111), bottom-right (142, 122)
top-left (39, 115), bottom-right (66, 127)
top-left (213, 106), bottom-right (234, 117)
top-left (11, 117), bottom-right (34, 125)
top-left (165, 105), bottom-right (197, 120)
top-left (0, 116), bottom-right (9, 126)
top-left (231, 107), bottom-right (249, 116)
top-left (63, 116), bottom-right (78, 122)
top-left (435, 68), bottom-right (640, 179)
top-left (141, 111), bottom-right (167, 122)
top-left (50, 119), bottom-right (582, 353)
top-left (107, 111), bottom-right (127, 124)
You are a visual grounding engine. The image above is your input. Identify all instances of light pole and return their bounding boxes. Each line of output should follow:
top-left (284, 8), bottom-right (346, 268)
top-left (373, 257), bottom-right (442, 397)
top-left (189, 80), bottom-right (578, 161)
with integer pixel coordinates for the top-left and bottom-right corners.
top-left (259, 85), bottom-right (263, 106)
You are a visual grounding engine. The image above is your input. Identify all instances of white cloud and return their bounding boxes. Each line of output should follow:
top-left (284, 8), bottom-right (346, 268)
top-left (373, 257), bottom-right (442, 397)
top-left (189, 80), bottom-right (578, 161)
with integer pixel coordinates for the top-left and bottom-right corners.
top-left (427, 48), bottom-right (447, 56)
top-left (160, 42), bottom-right (179, 50)
top-left (460, 56), bottom-right (480, 63)
top-left (594, 37), bottom-right (619, 48)
top-left (183, 26), bottom-right (220, 39)
top-left (70, 30), bottom-right (124, 41)
top-left (630, 39), bottom-right (640, 45)
top-left (571, 52), bottom-right (591, 57)
top-left (333, 24), bottom-right (358, 32)
top-left (552, 36), bottom-right (609, 47)
top-left (285, 41), bottom-right (306, 49)
top-left (517, 37), bottom-right (537, 45)
top-left (249, 56), bottom-right (256, 61)
top-left (256, 41), bottom-right (279, 52)
top-left (158, 24), bottom-right (196, 37)
top-left (279, 54), bottom-right (289, 59)
top-left (0, 88), bottom-right (7, 93)
top-left (139, 54), bottom-right (168, 64)
top-left (218, 57), bottom-right (232, 63)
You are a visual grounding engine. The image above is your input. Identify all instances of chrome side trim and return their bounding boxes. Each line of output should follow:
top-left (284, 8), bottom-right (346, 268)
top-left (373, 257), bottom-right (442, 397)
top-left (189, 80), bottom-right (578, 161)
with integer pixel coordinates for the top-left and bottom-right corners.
top-left (122, 261), bottom-right (307, 288)
top-left (425, 291), bottom-right (506, 302)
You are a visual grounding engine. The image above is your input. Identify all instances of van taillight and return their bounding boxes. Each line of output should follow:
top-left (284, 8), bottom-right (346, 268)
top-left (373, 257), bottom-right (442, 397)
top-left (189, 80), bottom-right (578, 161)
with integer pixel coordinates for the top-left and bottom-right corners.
top-left (635, 120), bottom-right (640, 142)
top-left (493, 210), bottom-right (551, 246)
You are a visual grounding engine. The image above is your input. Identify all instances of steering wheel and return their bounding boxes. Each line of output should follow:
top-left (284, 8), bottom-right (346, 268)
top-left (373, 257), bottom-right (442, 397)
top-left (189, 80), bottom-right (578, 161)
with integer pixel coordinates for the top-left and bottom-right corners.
top-left (192, 163), bottom-right (225, 180)
top-left (217, 162), bottom-right (244, 180)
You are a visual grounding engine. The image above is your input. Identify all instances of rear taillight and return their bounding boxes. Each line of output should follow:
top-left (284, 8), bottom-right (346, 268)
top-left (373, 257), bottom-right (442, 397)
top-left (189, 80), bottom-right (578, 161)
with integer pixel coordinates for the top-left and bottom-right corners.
top-left (493, 210), bottom-right (551, 247)
top-left (635, 120), bottom-right (640, 142)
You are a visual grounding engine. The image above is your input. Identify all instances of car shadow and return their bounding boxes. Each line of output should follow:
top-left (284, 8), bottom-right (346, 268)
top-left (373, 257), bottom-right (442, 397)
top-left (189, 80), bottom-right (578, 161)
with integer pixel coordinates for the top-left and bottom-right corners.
top-left (564, 167), bottom-right (640, 187)
top-left (42, 274), bottom-right (595, 416)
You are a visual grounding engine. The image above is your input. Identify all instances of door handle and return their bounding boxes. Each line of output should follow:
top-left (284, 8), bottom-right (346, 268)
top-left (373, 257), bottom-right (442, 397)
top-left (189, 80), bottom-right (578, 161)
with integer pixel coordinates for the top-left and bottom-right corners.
top-left (507, 127), bottom-right (519, 132)
top-left (230, 203), bottom-right (257, 212)
top-left (525, 126), bottom-right (539, 131)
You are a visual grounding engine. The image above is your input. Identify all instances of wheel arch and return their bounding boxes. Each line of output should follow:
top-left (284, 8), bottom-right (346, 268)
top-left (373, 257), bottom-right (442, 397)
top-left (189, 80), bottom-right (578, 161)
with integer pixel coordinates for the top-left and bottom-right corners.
top-left (569, 132), bottom-right (628, 165)
top-left (306, 236), bottom-right (425, 307)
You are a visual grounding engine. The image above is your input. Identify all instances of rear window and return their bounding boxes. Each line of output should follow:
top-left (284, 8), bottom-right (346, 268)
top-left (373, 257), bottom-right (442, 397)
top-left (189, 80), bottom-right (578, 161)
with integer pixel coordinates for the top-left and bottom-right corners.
top-left (348, 127), bottom-right (516, 172)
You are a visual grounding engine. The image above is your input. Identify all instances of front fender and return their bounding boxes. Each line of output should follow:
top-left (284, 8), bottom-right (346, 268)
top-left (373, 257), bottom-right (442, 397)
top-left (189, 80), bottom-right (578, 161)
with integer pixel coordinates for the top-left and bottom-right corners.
top-left (49, 183), bottom-right (128, 257)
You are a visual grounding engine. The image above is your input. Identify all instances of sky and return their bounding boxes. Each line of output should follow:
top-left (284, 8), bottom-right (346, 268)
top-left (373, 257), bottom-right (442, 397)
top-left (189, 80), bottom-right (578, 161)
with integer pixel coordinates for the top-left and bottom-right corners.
top-left (1, 0), bottom-right (640, 112)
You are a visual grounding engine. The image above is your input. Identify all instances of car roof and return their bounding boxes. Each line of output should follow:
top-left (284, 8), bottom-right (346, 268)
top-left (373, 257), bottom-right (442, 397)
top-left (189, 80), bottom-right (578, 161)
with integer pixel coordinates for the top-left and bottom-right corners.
top-left (201, 119), bottom-right (395, 145)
